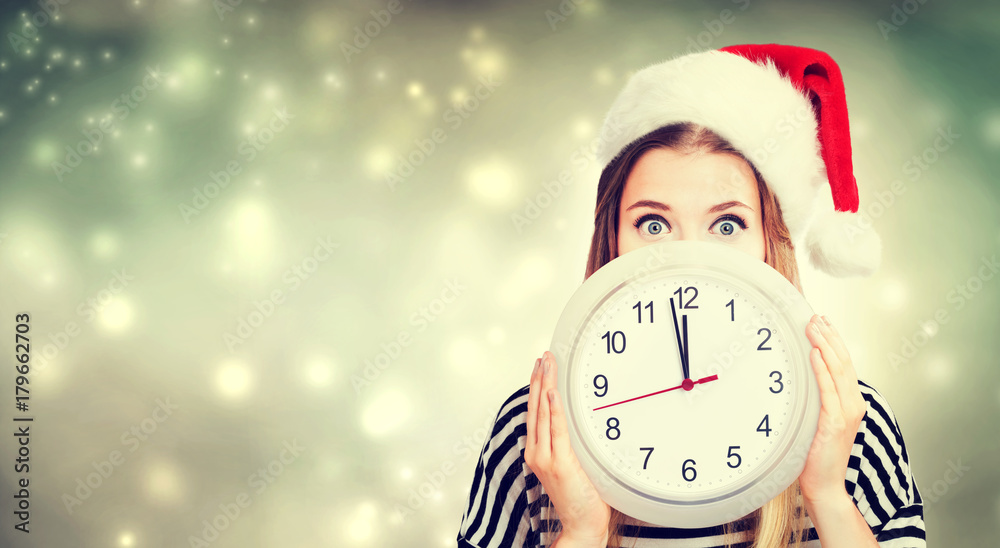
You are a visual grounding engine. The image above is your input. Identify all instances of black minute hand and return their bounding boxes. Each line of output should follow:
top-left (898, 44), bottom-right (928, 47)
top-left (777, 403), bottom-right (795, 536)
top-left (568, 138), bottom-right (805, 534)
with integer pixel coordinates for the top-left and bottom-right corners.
top-left (669, 297), bottom-right (689, 381)
top-left (682, 313), bottom-right (690, 380)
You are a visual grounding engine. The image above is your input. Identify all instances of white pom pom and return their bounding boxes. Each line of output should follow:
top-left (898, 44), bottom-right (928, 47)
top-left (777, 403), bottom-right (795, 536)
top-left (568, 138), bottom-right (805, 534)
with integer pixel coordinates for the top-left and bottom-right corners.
top-left (805, 209), bottom-right (882, 277)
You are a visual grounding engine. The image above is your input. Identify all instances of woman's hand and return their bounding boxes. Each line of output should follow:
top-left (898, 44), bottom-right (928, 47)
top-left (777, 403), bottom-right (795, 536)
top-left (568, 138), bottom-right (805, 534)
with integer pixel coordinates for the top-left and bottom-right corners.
top-left (799, 314), bottom-right (867, 508)
top-left (525, 351), bottom-right (611, 547)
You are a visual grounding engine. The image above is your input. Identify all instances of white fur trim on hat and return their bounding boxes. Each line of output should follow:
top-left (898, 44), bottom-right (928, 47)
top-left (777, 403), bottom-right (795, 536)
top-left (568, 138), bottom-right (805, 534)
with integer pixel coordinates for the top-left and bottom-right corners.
top-left (806, 209), bottom-right (882, 277)
top-left (596, 49), bottom-right (880, 277)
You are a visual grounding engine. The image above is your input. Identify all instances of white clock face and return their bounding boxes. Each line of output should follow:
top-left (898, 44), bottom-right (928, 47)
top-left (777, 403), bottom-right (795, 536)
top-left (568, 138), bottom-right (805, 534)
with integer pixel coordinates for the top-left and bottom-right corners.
top-left (569, 272), bottom-right (796, 500)
top-left (551, 241), bottom-right (818, 527)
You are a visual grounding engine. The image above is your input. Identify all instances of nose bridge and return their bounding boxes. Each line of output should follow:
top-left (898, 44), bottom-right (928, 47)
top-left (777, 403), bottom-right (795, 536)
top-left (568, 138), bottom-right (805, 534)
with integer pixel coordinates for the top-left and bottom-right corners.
top-left (673, 220), bottom-right (708, 243)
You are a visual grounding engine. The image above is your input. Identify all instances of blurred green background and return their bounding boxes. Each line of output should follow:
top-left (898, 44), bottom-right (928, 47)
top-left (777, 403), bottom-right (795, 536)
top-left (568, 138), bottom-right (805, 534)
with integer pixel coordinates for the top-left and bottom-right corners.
top-left (0, 0), bottom-right (997, 546)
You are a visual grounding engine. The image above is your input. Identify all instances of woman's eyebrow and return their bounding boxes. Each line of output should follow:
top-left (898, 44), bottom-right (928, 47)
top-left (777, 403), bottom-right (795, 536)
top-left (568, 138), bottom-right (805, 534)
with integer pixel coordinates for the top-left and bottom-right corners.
top-left (625, 199), bottom-right (670, 212)
top-left (707, 200), bottom-right (754, 213)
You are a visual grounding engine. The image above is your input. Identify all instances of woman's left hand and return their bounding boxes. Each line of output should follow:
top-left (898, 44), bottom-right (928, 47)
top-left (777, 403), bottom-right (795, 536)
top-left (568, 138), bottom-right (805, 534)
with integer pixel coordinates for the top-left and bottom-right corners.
top-left (798, 314), bottom-right (867, 507)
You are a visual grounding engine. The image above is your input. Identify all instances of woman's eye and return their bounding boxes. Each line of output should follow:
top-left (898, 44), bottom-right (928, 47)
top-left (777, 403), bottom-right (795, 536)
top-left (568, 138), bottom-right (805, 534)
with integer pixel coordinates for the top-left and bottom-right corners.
top-left (643, 219), bottom-right (666, 235)
top-left (633, 214), bottom-right (668, 237)
top-left (711, 215), bottom-right (747, 237)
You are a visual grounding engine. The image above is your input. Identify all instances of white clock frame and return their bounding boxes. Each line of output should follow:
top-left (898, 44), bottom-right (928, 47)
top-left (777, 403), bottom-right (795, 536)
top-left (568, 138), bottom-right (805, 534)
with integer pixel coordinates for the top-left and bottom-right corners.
top-left (550, 240), bottom-right (820, 528)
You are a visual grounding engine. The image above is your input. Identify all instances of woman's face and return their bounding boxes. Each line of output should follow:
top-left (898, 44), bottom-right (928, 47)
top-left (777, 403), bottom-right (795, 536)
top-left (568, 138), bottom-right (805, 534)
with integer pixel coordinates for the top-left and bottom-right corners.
top-left (616, 147), bottom-right (766, 261)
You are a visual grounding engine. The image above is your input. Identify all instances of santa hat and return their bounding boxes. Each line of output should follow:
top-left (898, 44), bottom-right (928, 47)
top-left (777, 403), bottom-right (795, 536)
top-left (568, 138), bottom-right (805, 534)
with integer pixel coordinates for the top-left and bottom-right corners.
top-left (595, 43), bottom-right (881, 277)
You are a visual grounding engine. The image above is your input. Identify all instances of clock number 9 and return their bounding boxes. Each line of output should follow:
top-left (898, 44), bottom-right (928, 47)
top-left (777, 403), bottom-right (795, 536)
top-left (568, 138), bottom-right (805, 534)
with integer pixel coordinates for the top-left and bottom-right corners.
top-left (768, 371), bottom-right (784, 393)
top-left (602, 331), bottom-right (626, 354)
top-left (593, 374), bottom-right (608, 397)
top-left (682, 459), bottom-right (697, 482)
top-left (606, 417), bottom-right (620, 440)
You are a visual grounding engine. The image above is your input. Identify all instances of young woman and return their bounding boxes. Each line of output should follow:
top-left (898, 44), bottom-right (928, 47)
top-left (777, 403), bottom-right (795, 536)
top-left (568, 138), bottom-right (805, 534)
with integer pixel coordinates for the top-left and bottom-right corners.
top-left (457, 45), bottom-right (925, 547)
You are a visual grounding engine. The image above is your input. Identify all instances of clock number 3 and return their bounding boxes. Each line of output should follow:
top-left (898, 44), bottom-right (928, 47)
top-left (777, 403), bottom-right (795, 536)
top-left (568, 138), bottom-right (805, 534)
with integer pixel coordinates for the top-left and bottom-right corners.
top-left (768, 370), bottom-right (784, 393)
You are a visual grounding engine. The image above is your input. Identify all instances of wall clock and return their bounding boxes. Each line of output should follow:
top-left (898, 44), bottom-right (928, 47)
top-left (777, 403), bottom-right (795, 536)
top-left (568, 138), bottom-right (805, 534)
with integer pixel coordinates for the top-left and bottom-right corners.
top-left (550, 240), bottom-right (820, 527)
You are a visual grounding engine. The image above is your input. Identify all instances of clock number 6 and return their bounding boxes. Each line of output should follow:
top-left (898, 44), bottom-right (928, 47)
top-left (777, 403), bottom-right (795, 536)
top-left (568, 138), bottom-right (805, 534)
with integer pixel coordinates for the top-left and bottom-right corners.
top-left (682, 459), bottom-right (697, 482)
top-left (606, 417), bottom-right (620, 440)
top-left (726, 446), bottom-right (742, 468)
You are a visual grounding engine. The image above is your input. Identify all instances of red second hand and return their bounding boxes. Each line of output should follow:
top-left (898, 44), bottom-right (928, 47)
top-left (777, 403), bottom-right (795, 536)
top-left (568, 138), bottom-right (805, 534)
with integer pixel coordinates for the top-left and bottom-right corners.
top-left (592, 374), bottom-right (719, 411)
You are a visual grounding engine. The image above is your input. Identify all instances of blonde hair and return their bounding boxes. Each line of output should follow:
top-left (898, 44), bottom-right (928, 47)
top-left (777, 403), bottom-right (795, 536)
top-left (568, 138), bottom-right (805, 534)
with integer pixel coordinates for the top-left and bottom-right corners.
top-left (584, 123), bottom-right (807, 547)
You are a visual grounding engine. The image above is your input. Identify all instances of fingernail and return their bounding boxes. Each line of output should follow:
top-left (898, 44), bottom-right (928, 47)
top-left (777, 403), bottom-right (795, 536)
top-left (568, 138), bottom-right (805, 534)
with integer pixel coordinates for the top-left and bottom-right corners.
top-left (822, 315), bottom-right (831, 326)
top-left (533, 358), bottom-right (540, 375)
top-left (547, 390), bottom-right (555, 402)
top-left (543, 356), bottom-right (550, 374)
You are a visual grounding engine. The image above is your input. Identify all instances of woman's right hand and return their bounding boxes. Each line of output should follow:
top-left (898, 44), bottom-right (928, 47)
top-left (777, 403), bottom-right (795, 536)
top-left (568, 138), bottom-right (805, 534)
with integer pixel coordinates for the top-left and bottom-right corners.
top-left (525, 350), bottom-right (611, 547)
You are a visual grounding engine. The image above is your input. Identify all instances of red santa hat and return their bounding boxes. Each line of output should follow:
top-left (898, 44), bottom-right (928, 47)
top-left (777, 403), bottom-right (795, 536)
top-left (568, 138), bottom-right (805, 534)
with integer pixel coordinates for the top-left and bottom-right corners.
top-left (595, 43), bottom-right (880, 277)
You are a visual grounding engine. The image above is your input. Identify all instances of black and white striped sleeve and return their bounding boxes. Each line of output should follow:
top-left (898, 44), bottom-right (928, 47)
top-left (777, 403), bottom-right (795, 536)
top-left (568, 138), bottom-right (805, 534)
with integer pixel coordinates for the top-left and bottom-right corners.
top-left (457, 385), bottom-right (541, 548)
top-left (848, 381), bottom-right (926, 547)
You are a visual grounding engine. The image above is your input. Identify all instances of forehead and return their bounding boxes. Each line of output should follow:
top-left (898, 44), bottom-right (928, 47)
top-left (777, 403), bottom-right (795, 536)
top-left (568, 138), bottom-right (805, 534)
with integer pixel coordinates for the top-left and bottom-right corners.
top-left (621, 148), bottom-right (759, 207)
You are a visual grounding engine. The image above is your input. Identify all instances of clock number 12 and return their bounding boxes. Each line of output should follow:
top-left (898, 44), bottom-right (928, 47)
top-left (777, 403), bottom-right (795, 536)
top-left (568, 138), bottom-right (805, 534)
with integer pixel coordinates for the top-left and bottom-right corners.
top-left (673, 286), bottom-right (698, 309)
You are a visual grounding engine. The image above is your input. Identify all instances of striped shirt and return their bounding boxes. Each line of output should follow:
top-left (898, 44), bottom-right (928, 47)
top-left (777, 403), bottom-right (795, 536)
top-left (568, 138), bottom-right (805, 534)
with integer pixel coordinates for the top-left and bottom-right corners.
top-left (457, 380), bottom-right (925, 547)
